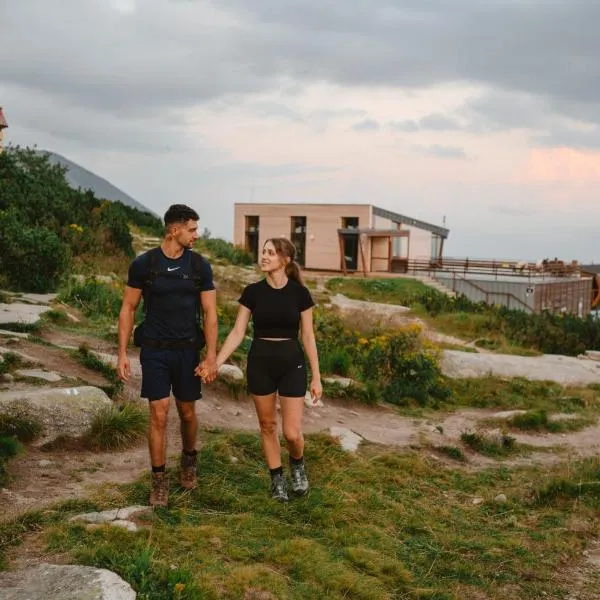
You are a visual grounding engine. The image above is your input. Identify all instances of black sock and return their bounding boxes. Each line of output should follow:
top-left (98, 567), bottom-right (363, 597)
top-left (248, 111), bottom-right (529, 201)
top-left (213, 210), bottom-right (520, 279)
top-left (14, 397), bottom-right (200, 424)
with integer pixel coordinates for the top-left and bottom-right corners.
top-left (152, 464), bottom-right (166, 473)
top-left (290, 455), bottom-right (304, 466)
top-left (183, 449), bottom-right (197, 457)
top-left (269, 466), bottom-right (283, 478)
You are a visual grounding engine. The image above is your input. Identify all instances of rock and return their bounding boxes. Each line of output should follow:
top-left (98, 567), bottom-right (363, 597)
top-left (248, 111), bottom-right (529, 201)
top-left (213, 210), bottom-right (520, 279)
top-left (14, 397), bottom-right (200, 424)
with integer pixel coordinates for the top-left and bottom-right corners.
top-left (0, 329), bottom-right (30, 339)
top-left (0, 563), bottom-right (136, 599)
top-left (442, 350), bottom-right (600, 386)
top-left (323, 376), bottom-right (355, 389)
top-left (329, 427), bottom-right (363, 452)
top-left (0, 302), bottom-right (50, 325)
top-left (491, 410), bottom-right (528, 419)
top-left (472, 498), bottom-right (484, 505)
top-left (38, 459), bottom-right (54, 467)
top-left (584, 350), bottom-right (600, 362)
top-left (304, 391), bottom-right (324, 408)
top-left (0, 386), bottom-right (112, 445)
top-left (71, 505), bottom-right (150, 525)
top-left (109, 520), bottom-right (138, 532)
top-left (15, 369), bottom-right (62, 382)
top-left (494, 493), bottom-right (508, 504)
top-left (230, 456), bottom-right (239, 464)
top-left (219, 364), bottom-right (244, 381)
top-left (1, 373), bottom-right (14, 383)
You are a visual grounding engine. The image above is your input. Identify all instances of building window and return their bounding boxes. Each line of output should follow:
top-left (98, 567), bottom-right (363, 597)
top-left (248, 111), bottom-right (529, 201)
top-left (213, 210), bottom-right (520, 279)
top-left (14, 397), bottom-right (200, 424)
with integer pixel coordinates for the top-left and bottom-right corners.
top-left (342, 217), bottom-right (359, 229)
top-left (392, 236), bottom-right (408, 258)
top-left (245, 216), bottom-right (259, 262)
top-left (290, 216), bottom-right (307, 267)
top-left (431, 234), bottom-right (442, 260)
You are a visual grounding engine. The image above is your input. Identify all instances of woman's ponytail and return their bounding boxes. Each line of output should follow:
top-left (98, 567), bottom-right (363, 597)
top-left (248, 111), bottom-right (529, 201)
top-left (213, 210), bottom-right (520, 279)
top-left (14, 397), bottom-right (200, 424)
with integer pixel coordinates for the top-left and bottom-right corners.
top-left (285, 260), bottom-right (304, 285)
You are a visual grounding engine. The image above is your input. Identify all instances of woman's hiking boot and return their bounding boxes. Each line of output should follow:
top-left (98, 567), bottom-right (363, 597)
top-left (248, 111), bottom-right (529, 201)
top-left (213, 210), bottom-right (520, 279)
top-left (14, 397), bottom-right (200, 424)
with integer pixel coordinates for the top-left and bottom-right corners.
top-left (150, 472), bottom-right (169, 507)
top-left (270, 472), bottom-right (289, 503)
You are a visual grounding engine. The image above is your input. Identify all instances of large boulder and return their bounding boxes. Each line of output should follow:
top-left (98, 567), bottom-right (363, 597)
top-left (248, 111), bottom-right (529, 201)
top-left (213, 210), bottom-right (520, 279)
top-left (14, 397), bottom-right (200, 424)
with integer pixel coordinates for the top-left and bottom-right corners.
top-left (0, 386), bottom-right (112, 444)
top-left (0, 563), bottom-right (136, 599)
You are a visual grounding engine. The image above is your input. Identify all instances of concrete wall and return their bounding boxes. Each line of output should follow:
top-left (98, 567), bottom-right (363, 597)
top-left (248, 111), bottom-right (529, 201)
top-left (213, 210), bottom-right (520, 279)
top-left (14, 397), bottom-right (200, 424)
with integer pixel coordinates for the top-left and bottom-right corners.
top-left (234, 203), bottom-right (372, 271)
top-left (403, 225), bottom-right (432, 260)
top-left (433, 273), bottom-right (593, 315)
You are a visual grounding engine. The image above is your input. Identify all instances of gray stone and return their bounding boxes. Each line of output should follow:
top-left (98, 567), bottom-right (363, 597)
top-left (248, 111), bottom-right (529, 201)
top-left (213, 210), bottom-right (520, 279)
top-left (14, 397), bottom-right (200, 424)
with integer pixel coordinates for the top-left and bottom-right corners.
top-left (472, 498), bottom-right (484, 505)
top-left (442, 350), bottom-right (600, 386)
top-left (71, 506), bottom-right (150, 528)
top-left (0, 329), bottom-right (30, 339)
top-left (0, 302), bottom-right (49, 325)
top-left (329, 427), bottom-right (363, 452)
top-left (109, 520), bottom-right (138, 532)
top-left (0, 563), bottom-right (136, 599)
top-left (18, 293), bottom-right (58, 305)
top-left (15, 369), bottom-right (62, 382)
top-left (38, 459), bottom-right (54, 467)
top-left (115, 505), bottom-right (151, 520)
top-left (494, 493), bottom-right (508, 504)
top-left (1, 373), bottom-right (14, 383)
top-left (70, 509), bottom-right (120, 524)
top-left (490, 410), bottom-right (528, 419)
top-left (323, 376), bottom-right (355, 389)
top-left (0, 386), bottom-right (112, 445)
top-left (218, 363), bottom-right (244, 381)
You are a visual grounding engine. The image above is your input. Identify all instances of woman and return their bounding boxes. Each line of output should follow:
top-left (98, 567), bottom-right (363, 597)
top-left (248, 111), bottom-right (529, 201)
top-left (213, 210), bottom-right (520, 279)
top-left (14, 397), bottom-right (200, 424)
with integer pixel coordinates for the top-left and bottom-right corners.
top-left (200, 238), bottom-right (322, 502)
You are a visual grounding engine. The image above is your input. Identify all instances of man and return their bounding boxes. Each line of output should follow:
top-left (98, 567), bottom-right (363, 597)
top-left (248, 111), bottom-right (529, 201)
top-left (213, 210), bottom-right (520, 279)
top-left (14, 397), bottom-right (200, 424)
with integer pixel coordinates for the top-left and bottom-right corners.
top-left (117, 204), bottom-right (218, 507)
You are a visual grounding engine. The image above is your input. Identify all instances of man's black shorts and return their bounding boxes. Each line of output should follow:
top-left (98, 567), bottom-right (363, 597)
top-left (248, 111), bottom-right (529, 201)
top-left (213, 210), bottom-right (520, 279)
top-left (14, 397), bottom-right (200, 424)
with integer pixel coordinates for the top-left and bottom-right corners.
top-left (247, 338), bottom-right (307, 397)
top-left (140, 347), bottom-right (201, 402)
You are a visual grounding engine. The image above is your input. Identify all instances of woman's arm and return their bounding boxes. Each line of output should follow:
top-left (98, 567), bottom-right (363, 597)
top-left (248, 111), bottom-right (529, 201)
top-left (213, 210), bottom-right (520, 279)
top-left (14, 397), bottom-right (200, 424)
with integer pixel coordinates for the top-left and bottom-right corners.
top-left (300, 308), bottom-right (322, 400)
top-left (195, 305), bottom-right (251, 378)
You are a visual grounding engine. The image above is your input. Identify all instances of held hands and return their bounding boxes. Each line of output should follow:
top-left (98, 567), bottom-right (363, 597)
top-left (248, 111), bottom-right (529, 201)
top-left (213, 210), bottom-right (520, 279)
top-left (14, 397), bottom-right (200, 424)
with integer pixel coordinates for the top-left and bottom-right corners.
top-left (195, 356), bottom-right (219, 384)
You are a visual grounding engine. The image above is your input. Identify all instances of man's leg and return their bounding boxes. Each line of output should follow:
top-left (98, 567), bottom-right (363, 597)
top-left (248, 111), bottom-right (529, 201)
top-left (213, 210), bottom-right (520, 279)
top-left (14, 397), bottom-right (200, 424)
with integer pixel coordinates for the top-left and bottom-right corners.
top-left (176, 399), bottom-right (198, 489)
top-left (173, 348), bottom-right (202, 490)
top-left (148, 397), bottom-right (171, 507)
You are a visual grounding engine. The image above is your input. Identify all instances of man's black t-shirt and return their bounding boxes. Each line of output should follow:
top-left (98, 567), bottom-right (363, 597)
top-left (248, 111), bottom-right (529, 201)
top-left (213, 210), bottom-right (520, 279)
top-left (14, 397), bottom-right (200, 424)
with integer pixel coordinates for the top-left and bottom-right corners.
top-left (238, 278), bottom-right (315, 339)
top-left (127, 248), bottom-right (214, 340)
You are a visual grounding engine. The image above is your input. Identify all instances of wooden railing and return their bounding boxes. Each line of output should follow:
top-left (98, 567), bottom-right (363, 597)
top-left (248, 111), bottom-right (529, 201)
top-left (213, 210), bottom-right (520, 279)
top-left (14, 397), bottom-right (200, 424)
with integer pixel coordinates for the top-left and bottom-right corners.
top-left (407, 257), bottom-right (581, 279)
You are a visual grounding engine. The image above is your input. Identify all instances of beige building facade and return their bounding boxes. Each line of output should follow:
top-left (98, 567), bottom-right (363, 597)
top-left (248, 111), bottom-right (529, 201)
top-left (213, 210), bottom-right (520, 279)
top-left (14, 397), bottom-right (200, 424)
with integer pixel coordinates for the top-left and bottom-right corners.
top-left (233, 203), bottom-right (449, 273)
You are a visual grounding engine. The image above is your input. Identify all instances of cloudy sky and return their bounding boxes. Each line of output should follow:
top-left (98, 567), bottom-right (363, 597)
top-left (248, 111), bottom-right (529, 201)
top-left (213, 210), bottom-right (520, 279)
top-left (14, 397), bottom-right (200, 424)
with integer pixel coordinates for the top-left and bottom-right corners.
top-left (2, 0), bottom-right (600, 261)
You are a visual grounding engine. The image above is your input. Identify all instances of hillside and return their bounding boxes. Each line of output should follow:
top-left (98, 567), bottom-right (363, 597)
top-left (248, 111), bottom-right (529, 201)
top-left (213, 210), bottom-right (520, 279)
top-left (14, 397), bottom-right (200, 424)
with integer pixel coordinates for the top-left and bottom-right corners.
top-left (38, 150), bottom-right (157, 216)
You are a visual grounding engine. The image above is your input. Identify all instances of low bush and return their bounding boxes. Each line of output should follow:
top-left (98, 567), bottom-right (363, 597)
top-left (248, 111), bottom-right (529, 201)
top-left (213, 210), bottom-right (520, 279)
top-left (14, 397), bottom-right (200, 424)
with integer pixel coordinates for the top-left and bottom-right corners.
top-left (200, 238), bottom-right (253, 266)
top-left (84, 404), bottom-right (148, 451)
top-left (60, 279), bottom-right (123, 320)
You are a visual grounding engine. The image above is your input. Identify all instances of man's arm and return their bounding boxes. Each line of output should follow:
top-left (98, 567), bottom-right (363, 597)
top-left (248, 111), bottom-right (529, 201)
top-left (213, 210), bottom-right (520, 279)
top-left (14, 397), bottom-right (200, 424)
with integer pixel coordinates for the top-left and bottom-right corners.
top-left (117, 286), bottom-right (142, 382)
top-left (199, 289), bottom-right (218, 382)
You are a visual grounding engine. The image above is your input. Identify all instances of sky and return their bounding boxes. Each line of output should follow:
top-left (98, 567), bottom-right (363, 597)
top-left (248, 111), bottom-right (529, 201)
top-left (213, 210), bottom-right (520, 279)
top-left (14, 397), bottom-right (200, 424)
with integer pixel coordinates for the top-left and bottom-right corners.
top-left (2, 0), bottom-right (600, 262)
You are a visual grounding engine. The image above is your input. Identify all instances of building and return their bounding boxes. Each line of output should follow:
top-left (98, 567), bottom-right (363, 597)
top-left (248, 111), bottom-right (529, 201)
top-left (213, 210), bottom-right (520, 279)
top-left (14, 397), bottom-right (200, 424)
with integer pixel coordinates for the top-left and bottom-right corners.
top-left (233, 203), bottom-right (449, 274)
top-left (0, 107), bottom-right (7, 154)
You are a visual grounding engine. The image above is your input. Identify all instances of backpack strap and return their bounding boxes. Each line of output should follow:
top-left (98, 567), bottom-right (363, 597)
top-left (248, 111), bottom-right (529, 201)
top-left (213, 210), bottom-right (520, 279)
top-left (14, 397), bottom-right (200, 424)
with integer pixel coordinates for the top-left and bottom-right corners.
top-left (141, 247), bottom-right (162, 315)
top-left (190, 251), bottom-right (206, 293)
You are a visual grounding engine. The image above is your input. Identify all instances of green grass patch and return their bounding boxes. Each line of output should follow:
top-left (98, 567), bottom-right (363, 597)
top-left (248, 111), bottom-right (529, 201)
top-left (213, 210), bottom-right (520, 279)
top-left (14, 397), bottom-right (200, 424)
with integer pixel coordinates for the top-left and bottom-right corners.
top-left (22, 432), bottom-right (600, 599)
top-left (0, 435), bottom-right (22, 486)
top-left (0, 405), bottom-right (44, 443)
top-left (59, 279), bottom-right (123, 321)
top-left (435, 445), bottom-right (466, 461)
top-left (506, 409), bottom-right (595, 433)
top-left (460, 431), bottom-right (519, 457)
top-left (73, 344), bottom-right (123, 397)
top-left (84, 403), bottom-right (148, 451)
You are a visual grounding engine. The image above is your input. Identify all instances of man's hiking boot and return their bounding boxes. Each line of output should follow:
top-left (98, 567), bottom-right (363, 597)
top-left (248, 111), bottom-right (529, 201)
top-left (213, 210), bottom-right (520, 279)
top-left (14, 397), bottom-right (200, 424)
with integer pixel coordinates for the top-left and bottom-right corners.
top-left (180, 452), bottom-right (198, 490)
top-left (290, 461), bottom-right (309, 496)
top-left (150, 472), bottom-right (169, 508)
top-left (270, 472), bottom-right (289, 503)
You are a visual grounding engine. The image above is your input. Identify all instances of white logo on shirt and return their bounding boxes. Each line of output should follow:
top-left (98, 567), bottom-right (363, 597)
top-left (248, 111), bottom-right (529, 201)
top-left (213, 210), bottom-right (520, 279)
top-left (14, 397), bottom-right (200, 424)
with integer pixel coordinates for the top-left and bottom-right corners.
top-left (167, 267), bottom-right (180, 272)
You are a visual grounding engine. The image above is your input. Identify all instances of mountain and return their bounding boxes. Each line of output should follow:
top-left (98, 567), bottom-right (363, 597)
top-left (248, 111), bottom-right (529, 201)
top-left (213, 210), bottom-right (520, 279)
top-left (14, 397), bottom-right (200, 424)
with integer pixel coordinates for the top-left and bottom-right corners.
top-left (38, 150), bottom-right (157, 216)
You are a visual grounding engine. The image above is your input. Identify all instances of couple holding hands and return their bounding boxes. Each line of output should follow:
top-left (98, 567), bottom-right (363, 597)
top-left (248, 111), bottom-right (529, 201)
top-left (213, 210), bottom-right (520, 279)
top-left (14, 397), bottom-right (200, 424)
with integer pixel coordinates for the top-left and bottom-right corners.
top-left (117, 204), bottom-right (322, 507)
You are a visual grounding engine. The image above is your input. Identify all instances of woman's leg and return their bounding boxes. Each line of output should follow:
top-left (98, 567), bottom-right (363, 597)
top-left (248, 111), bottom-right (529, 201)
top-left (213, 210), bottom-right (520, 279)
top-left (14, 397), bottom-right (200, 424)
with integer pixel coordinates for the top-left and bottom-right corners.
top-left (252, 392), bottom-right (281, 468)
top-left (279, 396), bottom-right (305, 459)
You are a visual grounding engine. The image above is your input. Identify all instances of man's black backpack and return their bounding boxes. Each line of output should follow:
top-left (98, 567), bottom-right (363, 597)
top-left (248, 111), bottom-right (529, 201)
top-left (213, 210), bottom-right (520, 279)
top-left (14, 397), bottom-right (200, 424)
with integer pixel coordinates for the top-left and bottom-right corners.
top-left (133, 247), bottom-right (208, 349)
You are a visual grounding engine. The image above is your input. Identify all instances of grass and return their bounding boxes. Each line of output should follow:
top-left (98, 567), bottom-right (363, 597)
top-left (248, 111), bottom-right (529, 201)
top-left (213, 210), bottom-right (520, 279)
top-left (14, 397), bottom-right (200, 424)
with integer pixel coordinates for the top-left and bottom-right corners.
top-left (0, 405), bottom-right (44, 443)
top-left (6, 432), bottom-right (598, 599)
top-left (447, 376), bottom-right (600, 413)
top-left (0, 435), bottom-right (22, 486)
top-left (84, 403), bottom-right (148, 451)
top-left (327, 276), bottom-right (432, 305)
top-left (491, 409), bottom-right (596, 434)
top-left (73, 344), bottom-right (123, 398)
top-left (460, 431), bottom-right (519, 457)
top-left (0, 352), bottom-right (22, 375)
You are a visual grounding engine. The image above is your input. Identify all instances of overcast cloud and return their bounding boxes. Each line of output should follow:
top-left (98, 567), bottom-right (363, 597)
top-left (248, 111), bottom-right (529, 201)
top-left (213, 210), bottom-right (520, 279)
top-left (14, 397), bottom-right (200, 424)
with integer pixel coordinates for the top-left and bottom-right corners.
top-left (2, 0), bottom-right (600, 260)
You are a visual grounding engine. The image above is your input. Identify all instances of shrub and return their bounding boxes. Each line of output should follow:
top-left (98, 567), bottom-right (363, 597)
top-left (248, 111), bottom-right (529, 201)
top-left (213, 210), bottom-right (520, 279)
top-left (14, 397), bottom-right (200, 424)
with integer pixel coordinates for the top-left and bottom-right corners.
top-left (200, 238), bottom-right (253, 266)
top-left (0, 435), bottom-right (21, 485)
top-left (84, 404), bottom-right (148, 450)
top-left (0, 352), bottom-right (21, 375)
top-left (0, 406), bottom-right (44, 443)
top-left (60, 279), bottom-right (123, 319)
top-left (461, 430), bottom-right (517, 457)
top-left (0, 209), bottom-right (71, 292)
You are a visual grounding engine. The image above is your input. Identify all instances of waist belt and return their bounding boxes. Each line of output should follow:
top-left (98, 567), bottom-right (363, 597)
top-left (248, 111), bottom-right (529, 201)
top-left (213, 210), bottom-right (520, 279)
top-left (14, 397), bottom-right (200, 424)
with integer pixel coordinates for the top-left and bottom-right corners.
top-left (142, 337), bottom-right (199, 349)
